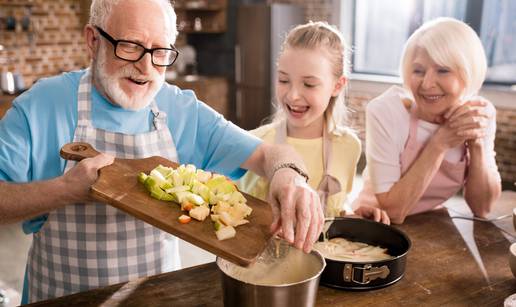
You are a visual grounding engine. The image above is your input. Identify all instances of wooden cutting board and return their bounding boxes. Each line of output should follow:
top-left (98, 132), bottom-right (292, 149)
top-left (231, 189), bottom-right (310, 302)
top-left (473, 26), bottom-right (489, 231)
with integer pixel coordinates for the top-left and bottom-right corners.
top-left (60, 142), bottom-right (274, 267)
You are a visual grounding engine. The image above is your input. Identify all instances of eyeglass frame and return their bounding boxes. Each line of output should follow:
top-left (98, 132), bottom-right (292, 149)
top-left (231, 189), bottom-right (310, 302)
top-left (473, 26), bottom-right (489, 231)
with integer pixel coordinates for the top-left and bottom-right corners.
top-left (94, 26), bottom-right (179, 67)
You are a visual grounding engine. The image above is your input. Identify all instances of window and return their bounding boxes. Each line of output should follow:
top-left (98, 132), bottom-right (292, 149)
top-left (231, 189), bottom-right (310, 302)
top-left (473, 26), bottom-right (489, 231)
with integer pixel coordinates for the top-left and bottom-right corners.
top-left (344, 0), bottom-right (516, 85)
top-left (481, 1), bottom-right (516, 83)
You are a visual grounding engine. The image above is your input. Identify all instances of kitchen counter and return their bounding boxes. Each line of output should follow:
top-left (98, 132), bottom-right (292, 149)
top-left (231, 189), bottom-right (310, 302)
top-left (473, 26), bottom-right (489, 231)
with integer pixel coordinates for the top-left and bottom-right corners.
top-left (26, 196), bottom-right (516, 306)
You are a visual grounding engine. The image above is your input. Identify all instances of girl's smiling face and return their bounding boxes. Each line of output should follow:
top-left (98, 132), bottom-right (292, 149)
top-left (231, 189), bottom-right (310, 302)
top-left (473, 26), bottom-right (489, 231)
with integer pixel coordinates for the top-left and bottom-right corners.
top-left (409, 48), bottom-right (465, 123)
top-left (276, 47), bottom-right (344, 138)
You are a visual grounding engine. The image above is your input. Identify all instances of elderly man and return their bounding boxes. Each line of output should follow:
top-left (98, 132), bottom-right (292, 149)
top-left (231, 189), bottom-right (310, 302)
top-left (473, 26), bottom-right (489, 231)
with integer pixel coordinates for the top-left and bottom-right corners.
top-left (0, 0), bottom-right (323, 303)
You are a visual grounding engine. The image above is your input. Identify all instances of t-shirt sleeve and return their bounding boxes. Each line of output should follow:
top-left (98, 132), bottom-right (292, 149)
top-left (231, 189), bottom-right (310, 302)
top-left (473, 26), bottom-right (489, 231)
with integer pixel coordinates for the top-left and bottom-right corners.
top-left (0, 98), bottom-right (45, 234)
top-left (0, 102), bottom-right (32, 182)
top-left (198, 109), bottom-right (262, 179)
top-left (235, 126), bottom-right (272, 201)
top-left (169, 88), bottom-right (262, 180)
top-left (365, 96), bottom-right (406, 194)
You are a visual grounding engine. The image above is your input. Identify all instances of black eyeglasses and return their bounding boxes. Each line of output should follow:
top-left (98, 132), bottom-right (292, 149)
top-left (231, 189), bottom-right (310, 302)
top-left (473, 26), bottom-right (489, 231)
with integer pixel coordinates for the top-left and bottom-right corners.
top-left (95, 26), bottom-right (179, 67)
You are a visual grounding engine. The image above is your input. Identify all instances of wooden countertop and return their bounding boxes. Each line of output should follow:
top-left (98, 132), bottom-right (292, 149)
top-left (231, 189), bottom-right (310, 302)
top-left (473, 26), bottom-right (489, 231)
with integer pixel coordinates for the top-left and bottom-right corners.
top-left (26, 196), bottom-right (516, 306)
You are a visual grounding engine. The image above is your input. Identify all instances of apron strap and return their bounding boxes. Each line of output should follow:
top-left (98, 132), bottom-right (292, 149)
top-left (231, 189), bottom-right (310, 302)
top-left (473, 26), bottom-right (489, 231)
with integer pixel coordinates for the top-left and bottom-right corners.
top-left (275, 119), bottom-right (341, 211)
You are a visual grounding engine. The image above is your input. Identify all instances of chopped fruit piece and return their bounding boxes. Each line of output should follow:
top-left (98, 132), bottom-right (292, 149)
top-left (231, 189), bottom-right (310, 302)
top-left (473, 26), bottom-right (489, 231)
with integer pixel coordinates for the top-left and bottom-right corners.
top-left (178, 215), bottom-right (192, 224)
top-left (189, 205), bottom-right (210, 221)
top-left (181, 201), bottom-right (194, 212)
top-left (216, 225), bottom-right (236, 240)
top-left (165, 185), bottom-right (190, 194)
top-left (210, 214), bottom-right (220, 222)
top-left (219, 211), bottom-right (235, 227)
top-left (139, 164), bottom-right (251, 240)
top-left (213, 220), bottom-right (223, 231)
top-left (137, 172), bottom-right (148, 184)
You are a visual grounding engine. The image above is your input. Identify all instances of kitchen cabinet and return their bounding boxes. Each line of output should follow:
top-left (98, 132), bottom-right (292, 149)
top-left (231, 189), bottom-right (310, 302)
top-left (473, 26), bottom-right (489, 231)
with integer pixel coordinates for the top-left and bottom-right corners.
top-left (235, 4), bottom-right (303, 129)
top-left (169, 75), bottom-right (230, 119)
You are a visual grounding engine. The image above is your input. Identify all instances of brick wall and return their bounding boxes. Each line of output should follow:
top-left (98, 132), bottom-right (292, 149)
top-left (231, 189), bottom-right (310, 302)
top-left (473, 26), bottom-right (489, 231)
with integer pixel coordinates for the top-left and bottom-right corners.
top-left (495, 108), bottom-right (516, 185)
top-left (0, 0), bottom-right (89, 87)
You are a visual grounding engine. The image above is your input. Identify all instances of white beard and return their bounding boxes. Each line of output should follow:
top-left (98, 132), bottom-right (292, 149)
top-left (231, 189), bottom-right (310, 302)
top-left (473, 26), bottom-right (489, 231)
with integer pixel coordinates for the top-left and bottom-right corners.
top-left (93, 44), bottom-right (165, 110)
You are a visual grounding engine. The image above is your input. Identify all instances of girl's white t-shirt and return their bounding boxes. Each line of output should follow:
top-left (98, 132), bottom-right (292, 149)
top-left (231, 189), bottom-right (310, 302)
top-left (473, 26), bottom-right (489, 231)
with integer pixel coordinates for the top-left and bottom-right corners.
top-left (365, 86), bottom-right (499, 194)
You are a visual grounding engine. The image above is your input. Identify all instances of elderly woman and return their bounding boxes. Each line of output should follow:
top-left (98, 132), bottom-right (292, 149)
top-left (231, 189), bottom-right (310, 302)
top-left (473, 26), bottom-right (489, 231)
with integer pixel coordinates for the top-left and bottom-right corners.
top-left (355, 17), bottom-right (501, 224)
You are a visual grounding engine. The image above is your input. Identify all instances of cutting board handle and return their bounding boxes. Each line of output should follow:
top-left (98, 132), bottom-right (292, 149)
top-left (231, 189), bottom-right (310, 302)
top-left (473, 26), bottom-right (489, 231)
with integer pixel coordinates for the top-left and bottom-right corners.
top-left (60, 142), bottom-right (101, 161)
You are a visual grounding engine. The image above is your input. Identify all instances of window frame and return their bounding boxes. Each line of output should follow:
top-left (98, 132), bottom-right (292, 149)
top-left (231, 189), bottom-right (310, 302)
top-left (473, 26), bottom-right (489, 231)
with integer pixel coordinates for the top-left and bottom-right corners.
top-left (336, 0), bottom-right (515, 87)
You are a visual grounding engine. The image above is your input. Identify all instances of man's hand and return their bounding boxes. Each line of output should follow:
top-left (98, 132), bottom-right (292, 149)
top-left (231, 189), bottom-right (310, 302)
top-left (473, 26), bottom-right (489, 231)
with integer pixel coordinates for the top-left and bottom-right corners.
top-left (0, 153), bottom-right (114, 224)
top-left (59, 153), bottom-right (115, 203)
top-left (268, 168), bottom-right (324, 253)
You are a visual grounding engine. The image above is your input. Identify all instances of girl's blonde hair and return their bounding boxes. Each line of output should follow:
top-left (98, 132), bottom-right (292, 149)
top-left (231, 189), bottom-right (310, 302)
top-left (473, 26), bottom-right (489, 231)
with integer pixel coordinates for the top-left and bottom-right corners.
top-left (272, 21), bottom-right (351, 135)
top-left (400, 17), bottom-right (487, 98)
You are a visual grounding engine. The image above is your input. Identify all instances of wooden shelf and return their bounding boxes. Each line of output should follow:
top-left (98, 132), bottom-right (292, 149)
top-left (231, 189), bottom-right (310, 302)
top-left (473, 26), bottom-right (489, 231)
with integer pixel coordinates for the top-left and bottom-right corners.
top-left (175, 0), bottom-right (227, 34)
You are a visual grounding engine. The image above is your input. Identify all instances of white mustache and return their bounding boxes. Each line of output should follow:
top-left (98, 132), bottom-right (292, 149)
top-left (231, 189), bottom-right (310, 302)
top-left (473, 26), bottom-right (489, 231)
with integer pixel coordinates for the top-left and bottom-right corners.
top-left (117, 65), bottom-right (161, 83)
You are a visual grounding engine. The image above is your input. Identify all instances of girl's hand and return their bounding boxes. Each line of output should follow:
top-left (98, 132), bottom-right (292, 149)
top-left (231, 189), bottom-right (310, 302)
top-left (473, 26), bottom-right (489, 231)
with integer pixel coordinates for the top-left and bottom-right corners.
top-left (341, 206), bottom-right (390, 225)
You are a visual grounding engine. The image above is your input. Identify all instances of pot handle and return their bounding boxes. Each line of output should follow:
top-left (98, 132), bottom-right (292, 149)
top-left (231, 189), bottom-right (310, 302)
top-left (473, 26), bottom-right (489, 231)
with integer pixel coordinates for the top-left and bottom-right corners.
top-left (343, 263), bottom-right (390, 284)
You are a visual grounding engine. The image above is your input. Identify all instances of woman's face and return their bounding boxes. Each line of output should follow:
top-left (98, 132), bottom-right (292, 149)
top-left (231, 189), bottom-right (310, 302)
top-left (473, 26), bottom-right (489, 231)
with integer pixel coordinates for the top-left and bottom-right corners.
top-left (276, 47), bottom-right (342, 138)
top-left (408, 48), bottom-right (465, 123)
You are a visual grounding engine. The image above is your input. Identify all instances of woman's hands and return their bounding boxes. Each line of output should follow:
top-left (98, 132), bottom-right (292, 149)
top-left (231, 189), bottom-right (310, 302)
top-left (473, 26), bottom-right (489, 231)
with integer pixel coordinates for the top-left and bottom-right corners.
top-left (432, 99), bottom-right (490, 150)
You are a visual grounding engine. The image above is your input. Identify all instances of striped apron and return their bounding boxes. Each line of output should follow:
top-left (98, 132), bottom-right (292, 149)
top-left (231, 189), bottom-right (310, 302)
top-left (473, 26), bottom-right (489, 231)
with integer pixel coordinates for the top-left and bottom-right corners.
top-left (27, 70), bottom-right (180, 302)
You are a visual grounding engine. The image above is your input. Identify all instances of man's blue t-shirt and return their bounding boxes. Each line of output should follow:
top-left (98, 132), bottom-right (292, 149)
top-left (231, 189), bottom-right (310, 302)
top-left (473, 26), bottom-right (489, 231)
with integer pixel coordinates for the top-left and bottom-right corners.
top-left (0, 70), bottom-right (261, 233)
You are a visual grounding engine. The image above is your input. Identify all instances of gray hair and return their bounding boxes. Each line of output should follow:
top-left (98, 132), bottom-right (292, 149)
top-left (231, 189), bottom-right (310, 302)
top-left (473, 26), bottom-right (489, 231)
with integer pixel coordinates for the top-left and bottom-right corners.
top-left (89, 0), bottom-right (178, 43)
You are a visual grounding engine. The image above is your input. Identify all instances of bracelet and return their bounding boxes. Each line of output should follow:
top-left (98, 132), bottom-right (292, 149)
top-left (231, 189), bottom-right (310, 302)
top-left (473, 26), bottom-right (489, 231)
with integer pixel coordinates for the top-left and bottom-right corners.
top-left (271, 162), bottom-right (309, 182)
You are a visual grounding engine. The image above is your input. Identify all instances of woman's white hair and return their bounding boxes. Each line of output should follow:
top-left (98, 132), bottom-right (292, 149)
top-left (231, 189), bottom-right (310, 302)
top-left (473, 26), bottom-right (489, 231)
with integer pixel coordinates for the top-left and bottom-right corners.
top-left (89, 0), bottom-right (178, 43)
top-left (400, 17), bottom-right (487, 98)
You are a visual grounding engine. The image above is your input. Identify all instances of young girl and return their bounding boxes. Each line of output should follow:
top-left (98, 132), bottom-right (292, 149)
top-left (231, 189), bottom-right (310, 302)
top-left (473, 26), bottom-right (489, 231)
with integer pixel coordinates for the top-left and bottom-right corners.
top-left (238, 21), bottom-right (389, 224)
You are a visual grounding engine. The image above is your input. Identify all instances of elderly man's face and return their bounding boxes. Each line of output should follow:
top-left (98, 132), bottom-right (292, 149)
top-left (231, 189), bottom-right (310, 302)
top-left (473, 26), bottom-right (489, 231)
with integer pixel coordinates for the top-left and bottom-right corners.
top-left (93, 0), bottom-right (173, 110)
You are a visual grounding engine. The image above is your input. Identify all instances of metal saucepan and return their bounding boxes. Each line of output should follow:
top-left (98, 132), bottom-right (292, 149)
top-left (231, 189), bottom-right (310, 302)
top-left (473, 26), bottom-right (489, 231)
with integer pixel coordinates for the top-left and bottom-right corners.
top-left (318, 217), bottom-right (411, 290)
top-left (217, 239), bottom-right (326, 307)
